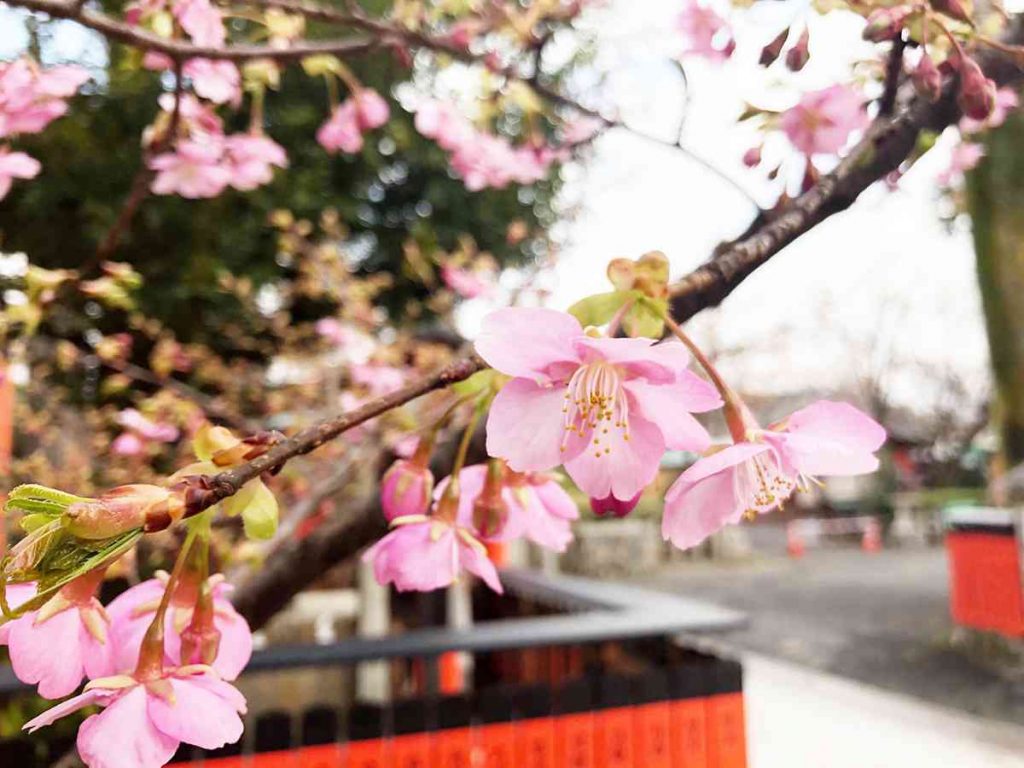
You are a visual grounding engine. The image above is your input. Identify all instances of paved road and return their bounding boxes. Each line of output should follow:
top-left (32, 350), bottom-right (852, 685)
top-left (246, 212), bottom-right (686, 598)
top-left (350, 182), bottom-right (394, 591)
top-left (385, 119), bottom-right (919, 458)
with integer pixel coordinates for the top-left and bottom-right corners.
top-left (637, 536), bottom-right (1024, 725)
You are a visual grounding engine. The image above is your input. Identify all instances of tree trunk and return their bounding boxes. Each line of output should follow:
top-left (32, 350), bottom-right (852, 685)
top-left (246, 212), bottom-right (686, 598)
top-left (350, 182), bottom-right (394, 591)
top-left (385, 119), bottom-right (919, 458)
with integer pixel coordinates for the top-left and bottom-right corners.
top-left (967, 111), bottom-right (1024, 467)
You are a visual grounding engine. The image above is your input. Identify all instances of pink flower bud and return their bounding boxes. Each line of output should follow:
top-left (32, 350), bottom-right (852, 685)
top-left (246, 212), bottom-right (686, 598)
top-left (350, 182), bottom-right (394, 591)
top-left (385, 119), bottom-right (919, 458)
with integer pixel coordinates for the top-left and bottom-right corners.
top-left (862, 7), bottom-right (913, 42)
top-left (912, 52), bottom-right (943, 102)
top-left (956, 55), bottom-right (996, 121)
top-left (381, 458), bottom-right (434, 522)
top-left (759, 27), bottom-right (789, 67)
top-left (742, 146), bottom-right (762, 168)
top-left (785, 28), bottom-right (810, 72)
top-left (590, 492), bottom-right (642, 518)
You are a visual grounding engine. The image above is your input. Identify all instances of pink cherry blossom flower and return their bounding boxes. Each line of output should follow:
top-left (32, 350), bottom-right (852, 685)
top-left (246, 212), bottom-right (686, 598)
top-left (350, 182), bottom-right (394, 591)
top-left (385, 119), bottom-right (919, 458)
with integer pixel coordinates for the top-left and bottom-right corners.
top-left (105, 575), bottom-right (252, 680)
top-left (157, 93), bottom-right (223, 138)
top-left (317, 89), bottom-right (389, 155)
top-left (0, 148), bottom-right (41, 199)
top-left (0, 58), bottom-right (88, 139)
top-left (677, 0), bottom-right (735, 62)
top-left (662, 400), bottom-right (885, 549)
top-left (443, 464), bottom-right (580, 552)
top-left (117, 408), bottom-right (180, 442)
top-left (441, 264), bottom-right (493, 299)
top-left (938, 141), bottom-right (985, 186)
top-left (112, 432), bottom-right (145, 456)
top-left (24, 665), bottom-right (246, 768)
top-left (780, 84), bottom-right (868, 156)
top-left (315, 318), bottom-right (377, 363)
top-left (349, 362), bottom-right (406, 396)
top-left (173, 0), bottom-right (226, 47)
top-left (224, 134), bottom-right (288, 191)
top-left (364, 514), bottom-right (503, 593)
top-left (149, 139), bottom-right (231, 198)
top-left (183, 59), bottom-right (241, 105)
top-left (476, 307), bottom-right (721, 503)
top-left (414, 100), bottom-right (474, 151)
top-left (0, 573), bottom-right (117, 699)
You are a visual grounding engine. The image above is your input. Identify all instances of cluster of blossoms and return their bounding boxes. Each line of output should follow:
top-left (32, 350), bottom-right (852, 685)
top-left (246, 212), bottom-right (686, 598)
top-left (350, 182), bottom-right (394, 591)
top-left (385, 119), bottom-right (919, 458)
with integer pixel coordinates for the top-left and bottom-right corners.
top-left (147, 95), bottom-right (288, 199)
top-left (365, 296), bottom-right (886, 594)
top-left (414, 100), bottom-right (563, 191)
top-left (111, 408), bottom-right (181, 458)
top-left (2, 565), bottom-right (251, 767)
top-left (0, 58), bottom-right (89, 199)
top-left (317, 89), bottom-right (390, 155)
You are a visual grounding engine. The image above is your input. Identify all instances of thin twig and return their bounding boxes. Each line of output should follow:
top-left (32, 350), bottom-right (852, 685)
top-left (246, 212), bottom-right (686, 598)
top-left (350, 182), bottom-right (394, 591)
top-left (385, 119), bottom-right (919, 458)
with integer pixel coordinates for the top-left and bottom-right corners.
top-left (879, 34), bottom-right (906, 117)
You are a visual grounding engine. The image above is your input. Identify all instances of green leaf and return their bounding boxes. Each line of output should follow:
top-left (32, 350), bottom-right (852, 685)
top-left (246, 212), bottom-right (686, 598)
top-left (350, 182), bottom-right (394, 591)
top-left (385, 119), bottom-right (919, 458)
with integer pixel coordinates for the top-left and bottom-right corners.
top-left (1, 528), bottom-right (142, 619)
top-left (624, 296), bottom-right (668, 339)
top-left (451, 369), bottom-right (499, 398)
top-left (240, 481), bottom-right (279, 541)
top-left (567, 290), bottom-right (633, 328)
top-left (20, 513), bottom-right (58, 532)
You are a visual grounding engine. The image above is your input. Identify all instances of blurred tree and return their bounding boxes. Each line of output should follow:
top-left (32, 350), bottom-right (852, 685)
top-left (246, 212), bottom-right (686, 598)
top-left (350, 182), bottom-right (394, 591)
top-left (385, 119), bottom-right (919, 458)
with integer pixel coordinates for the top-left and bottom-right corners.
top-left (967, 111), bottom-right (1024, 466)
top-left (0, 19), bottom-right (558, 350)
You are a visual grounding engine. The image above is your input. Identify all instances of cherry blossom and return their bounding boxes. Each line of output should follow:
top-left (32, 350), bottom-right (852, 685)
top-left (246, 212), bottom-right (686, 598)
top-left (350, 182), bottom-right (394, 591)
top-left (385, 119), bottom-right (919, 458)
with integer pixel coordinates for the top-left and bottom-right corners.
top-left (149, 139), bottom-right (232, 198)
top-left (317, 89), bottom-right (390, 155)
top-left (961, 87), bottom-right (1019, 134)
top-left (0, 58), bottom-right (89, 139)
top-left (0, 148), bottom-right (40, 200)
top-left (363, 513), bottom-right (502, 593)
top-left (113, 408), bottom-right (180, 456)
top-left (677, 0), bottom-right (735, 62)
top-left (780, 84), bottom-right (868, 156)
top-left (662, 400), bottom-right (885, 549)
top-left (105, 575), bottom-right (252, 681)
top-left (939, 141), bottom-right (986, 187)
top-left (173, 0), bottom-right (226, 47)
top-left (182, 59), bottom-right (242, 106)
top-left (441, 264), bottom-right (493, 298)
top-left (442, 463), bottom-right (579, 552)
top-left (223, 134), bottom-right (288, 191)
top-left (24, 665), bottom-right (246, 768)
top-left (476, 307), bottom-right (721, 504)
top-left (0, 573), bottom-right (117, 699)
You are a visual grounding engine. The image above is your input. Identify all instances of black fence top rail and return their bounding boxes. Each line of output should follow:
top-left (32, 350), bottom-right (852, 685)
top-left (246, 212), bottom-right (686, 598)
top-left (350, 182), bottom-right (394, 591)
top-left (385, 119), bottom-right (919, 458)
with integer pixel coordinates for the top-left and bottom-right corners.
top-left (0, 568), bottom-right (746, 693)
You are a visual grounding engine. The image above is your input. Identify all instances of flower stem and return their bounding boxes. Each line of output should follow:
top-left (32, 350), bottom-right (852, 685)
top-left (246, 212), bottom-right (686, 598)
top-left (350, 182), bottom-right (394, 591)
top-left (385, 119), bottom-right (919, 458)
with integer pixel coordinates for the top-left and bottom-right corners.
top-left (440, 400), bottom-right (486, 505)
top-left (134, 526), bottom-right (200, 679)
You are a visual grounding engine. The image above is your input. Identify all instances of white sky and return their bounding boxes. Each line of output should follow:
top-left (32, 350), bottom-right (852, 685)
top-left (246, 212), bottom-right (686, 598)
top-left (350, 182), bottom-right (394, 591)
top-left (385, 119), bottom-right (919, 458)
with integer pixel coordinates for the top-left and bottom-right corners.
top-left (0, 1), bottom-right (993, 412)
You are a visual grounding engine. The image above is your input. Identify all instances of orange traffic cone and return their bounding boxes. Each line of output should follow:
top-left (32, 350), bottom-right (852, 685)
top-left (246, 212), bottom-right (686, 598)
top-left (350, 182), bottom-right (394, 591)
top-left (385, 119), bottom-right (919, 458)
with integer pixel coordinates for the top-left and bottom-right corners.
top-left (786, 521), bottom-right (805, 558)
top-left (862, 519), bottom-right (882, 553)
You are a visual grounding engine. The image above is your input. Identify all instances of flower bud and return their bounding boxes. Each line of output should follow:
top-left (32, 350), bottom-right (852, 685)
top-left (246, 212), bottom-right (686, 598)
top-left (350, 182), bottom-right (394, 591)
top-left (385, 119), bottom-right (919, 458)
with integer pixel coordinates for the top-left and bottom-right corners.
top-left (862, 7), bottom-right (913, 42)
top-left (63, 484), bottom-right (182, 539)
top-left (381, 458), bottom-right (434, 522)
top-left (759, 27), bottom-right (789, 67)
top-left (590, 492), bottom-right (641, 518)
top-left (785, 28), bottom-right (810, 72)
top-left (929, 0), bottom-right (972, 25)
top-left (354, 89), bottom-right (390, 131)
top-left (912, 53), bottom-right (943, 102)
top-left (180, 584), bottom-right (222, 667)
top-left (956, 55), bottom-right (996, 121)
top-left (742, 146), bottom-right (762, 168)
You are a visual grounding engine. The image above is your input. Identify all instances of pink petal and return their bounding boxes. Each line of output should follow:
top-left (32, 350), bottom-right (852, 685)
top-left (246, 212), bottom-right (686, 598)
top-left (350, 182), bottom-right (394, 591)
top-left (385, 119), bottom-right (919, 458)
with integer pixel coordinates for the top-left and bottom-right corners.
top-left (674, 441), bottom-right (769, 485)
top-left (662, 465), bottom-right (742, 549)
top-left (563, 409), bottom-right (665, 500)
top-left (147, 677), bottom-right (244, 750)
top-left (8, 607), bottom-right (87, 698)
top-left (768, 401), bottom-right (885, 476)
top-left (458, 541), bottom-right (503, 593)
top-left (625, 373), bottom-right (718, 452)
top-left (486, 378), bottom-right (583, 472)
top-left (209, 603), bottom-right (253, 681)
top-left (506, 487), bottom-right (574, 552)
top-left (80, 615), bottom-right (118, 681)
top-left (572, 336), bottom-right (676, 384)
top-left (474, 308), bottom-right (582, 381)
top-left (364, 524), bottom-right (459, 592)
top-left (78, 687), bottom-right (179, 768)
top-left (186, 671), bottom-right (248, 715)
top-left (24, 689), bottom-right (109, 733)
top-left (532, 479), bottom-right (579, 521)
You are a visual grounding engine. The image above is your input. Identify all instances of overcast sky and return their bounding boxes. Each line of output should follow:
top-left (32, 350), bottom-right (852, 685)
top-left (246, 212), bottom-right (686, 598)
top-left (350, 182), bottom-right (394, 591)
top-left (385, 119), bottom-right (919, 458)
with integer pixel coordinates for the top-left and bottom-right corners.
top-left (0, 0), bottom-right (994, 413)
